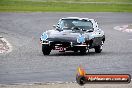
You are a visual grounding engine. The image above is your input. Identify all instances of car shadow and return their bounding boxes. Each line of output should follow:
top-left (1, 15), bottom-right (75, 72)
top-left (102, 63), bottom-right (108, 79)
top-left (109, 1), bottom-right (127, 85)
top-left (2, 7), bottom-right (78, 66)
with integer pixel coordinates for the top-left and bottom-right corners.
top-left (48, 51), bottom-right (103, 56)
top-left (40, 50), bottom-right (131, 57)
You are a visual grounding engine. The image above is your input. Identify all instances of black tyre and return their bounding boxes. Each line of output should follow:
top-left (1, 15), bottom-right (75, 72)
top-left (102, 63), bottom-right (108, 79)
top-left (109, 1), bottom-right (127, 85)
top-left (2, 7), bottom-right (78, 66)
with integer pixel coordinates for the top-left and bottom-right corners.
top-left (76, 76), bottom-right (86, 85)
top-left (95, 41), bottom-right (103, 53)
top-left (42, 44), bottom-right (51, 55)
top-left (80, 47), bottom-right (86, 55)
top-left (74, 49), bottom-right (78, 52)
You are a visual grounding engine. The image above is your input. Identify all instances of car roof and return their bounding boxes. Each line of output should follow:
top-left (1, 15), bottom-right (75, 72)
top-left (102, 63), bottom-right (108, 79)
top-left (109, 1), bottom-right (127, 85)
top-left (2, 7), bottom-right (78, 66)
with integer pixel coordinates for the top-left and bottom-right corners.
top-left (61, 17), bottom-right (94, 21)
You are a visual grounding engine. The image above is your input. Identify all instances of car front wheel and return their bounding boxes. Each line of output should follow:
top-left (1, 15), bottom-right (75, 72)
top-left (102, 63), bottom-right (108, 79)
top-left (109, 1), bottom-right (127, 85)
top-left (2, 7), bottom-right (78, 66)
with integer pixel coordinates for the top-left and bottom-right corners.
top-left (42, 44), bottom-right (51, 55)
top-left (80, 47), bottom-right (86, 55)
top-left (95, 41), bottom-right (103, 53)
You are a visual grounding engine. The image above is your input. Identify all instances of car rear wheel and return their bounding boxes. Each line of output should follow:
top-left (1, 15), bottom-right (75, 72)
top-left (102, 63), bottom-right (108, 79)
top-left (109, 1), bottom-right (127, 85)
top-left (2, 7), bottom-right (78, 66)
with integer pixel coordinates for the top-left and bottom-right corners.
top-left (95, 41), bottom-right (103, 53)
top-left (42, 44), bottom-right (51, 55)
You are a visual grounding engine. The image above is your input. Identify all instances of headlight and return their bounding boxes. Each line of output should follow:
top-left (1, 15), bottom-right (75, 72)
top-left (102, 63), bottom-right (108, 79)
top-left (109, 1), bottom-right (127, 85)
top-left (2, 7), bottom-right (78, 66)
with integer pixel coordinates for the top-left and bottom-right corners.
top-left (77, 35), bottom-right (85, 43)
top-left (41, 32), bottom-right (48, 41)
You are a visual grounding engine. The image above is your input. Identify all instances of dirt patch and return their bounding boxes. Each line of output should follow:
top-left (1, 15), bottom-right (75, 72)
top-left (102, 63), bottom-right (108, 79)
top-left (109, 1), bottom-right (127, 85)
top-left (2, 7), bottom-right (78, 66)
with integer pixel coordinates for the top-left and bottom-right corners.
top-left (0, 82), bottom-right (132, 88)
top-left (114, 24), bottom-right (132, 33)
top-left (0, 36), bottom-right (12, 54)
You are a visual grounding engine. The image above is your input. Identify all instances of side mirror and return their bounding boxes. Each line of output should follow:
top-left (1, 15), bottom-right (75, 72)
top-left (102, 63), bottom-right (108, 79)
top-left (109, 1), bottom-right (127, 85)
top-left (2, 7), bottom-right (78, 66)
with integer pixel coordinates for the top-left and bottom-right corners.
top-left (53, 25), bottom-right (62, 31)
top-left (53, 25), bottom-right (56, 28)
top-left (53, 25), bottom-right (60, 29)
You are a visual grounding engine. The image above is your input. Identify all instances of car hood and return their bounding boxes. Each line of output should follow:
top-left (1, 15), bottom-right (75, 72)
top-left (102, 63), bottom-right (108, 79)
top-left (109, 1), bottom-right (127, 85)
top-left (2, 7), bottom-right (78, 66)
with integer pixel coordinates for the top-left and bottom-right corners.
top-left (46, 29), bottom-right (91, 43)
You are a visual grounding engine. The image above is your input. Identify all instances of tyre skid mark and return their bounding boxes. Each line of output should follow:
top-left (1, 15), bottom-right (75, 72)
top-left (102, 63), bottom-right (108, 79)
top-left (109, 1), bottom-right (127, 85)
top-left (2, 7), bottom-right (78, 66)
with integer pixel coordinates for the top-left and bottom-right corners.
top-left (114, 24), bottom-right (132, 33)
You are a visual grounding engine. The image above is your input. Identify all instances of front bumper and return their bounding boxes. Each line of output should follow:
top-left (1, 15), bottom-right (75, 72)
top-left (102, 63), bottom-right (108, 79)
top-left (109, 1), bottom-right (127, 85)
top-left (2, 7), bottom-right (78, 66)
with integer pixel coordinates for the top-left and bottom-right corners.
top-left (41, 40), bottom-right (89, 51)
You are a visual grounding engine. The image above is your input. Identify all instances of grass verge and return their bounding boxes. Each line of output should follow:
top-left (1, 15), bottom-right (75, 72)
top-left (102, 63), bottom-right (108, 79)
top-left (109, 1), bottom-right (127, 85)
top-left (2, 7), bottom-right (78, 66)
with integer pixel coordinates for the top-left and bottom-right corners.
top-left (0, 0), bottom-right (132, 12)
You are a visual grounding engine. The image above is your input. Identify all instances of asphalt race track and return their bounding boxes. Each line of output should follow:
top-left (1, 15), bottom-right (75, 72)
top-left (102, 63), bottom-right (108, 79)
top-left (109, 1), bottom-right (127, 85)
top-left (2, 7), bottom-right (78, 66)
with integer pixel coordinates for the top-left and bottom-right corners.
top-left (0, 12), bottom-right (132, 84)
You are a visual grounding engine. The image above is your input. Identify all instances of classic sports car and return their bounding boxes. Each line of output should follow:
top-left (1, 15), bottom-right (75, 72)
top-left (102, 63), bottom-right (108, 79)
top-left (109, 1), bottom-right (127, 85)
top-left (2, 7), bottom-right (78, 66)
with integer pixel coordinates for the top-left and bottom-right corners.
top-left (40, 17), bottom-right (105, 55)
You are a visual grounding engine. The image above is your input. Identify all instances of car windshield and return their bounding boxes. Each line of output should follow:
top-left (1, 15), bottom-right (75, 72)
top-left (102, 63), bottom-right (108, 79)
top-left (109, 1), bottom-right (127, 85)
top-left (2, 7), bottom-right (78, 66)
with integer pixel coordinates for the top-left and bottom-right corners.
top-left (59, 19), bottom-right (93, 30)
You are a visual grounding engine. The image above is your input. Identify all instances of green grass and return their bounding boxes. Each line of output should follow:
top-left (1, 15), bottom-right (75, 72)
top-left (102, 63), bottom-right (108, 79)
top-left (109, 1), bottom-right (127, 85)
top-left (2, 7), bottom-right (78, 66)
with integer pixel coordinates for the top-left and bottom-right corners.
top-left (0, 0), bottom-right (132, 12)
top-left (7, 0), bottom-right (132, 2)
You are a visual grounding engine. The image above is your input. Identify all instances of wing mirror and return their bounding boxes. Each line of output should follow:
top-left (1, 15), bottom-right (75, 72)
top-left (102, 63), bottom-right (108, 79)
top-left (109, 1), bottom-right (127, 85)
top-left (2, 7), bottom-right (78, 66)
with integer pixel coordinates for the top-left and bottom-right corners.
top-left (53, 25), bottom-right (57, 28)
top-left (53, 25), bottom-right (62, 31)
top-left (53, 25), bottom-right (60, 29)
